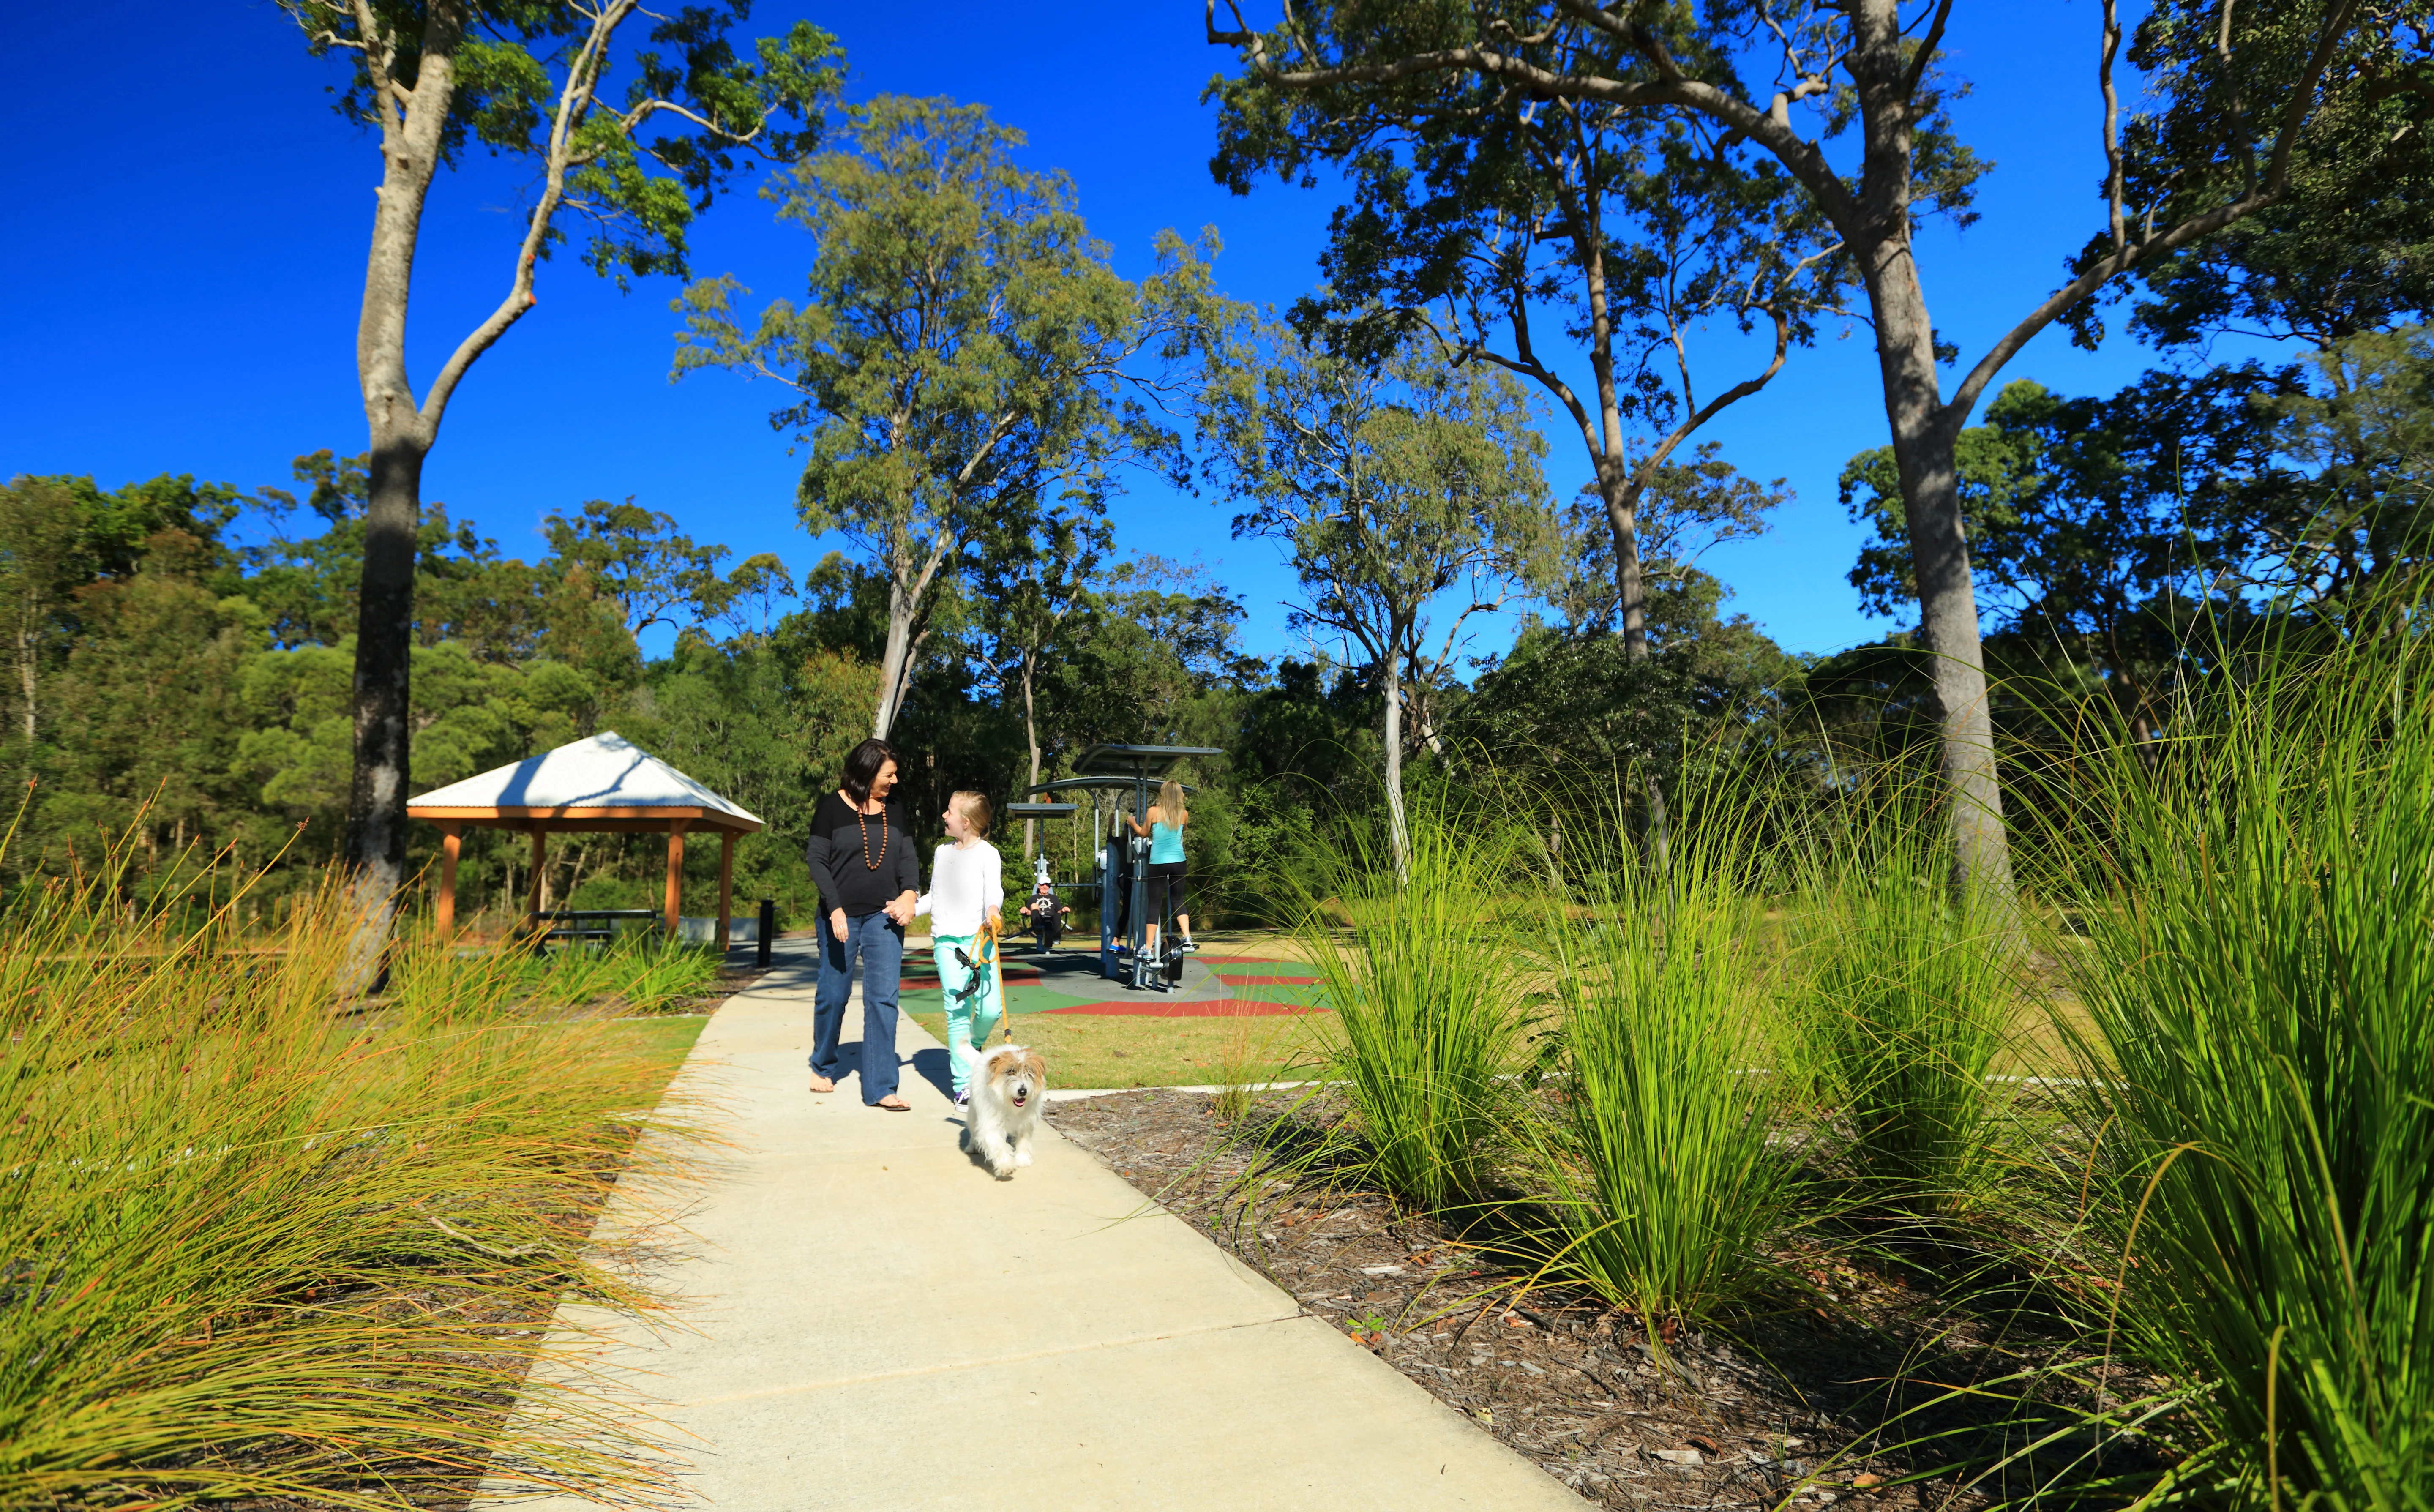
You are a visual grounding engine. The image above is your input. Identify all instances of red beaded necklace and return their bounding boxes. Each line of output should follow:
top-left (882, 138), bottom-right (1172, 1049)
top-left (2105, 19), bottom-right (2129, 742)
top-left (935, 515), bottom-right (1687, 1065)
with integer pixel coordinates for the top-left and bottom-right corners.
top-left (852, 794), bottom-right (887, 870)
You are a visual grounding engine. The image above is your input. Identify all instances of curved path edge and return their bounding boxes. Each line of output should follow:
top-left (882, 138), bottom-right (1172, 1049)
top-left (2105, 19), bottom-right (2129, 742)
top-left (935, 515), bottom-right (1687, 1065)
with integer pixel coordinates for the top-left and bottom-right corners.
top-left (478, 942), bottom-right (1587, 1510)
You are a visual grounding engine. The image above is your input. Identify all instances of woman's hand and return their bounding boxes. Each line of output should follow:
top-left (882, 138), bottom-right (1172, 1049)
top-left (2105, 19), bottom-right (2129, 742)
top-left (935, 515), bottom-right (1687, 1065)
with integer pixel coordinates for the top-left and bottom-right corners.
top-left (829, 909), bottom-right (849, 943)
top-left (884, 891), bottom-right (917, 926)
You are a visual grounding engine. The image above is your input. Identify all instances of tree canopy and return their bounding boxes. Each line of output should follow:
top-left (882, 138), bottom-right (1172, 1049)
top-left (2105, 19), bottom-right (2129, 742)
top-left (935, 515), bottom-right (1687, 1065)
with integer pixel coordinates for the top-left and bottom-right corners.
top-left (675, 96), bottom-right (1225, 738)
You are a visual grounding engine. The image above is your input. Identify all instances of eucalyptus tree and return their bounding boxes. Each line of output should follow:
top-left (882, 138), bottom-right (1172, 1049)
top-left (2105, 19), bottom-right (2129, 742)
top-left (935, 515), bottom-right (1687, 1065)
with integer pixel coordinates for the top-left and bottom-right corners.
top-left (675, 98), bottom-right (1222, 739)
top-left (1199, 322), bottom-right (1558, 868)
top-left (280, 0), bottom-right (842, 948)
top-left (1208, 0), bottom-right (2422, 906)
top-left (1214, 25), bottom-right (1845, 662)
top-left (973, 494), bottom-right (1113, 857)
top-left (539, 497), bottom-right (796, 641)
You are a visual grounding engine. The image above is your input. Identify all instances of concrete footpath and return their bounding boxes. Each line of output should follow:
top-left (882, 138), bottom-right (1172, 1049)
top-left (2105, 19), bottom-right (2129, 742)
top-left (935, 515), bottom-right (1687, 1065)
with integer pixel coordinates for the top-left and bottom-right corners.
top-left (498, 942), bottom-right (1587, 1510)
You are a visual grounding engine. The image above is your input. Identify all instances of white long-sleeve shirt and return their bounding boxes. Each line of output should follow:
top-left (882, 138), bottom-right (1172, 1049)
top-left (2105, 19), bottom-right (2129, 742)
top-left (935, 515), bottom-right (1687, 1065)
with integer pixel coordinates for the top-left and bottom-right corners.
top-left (914, 841), bottom-right (1004, 937)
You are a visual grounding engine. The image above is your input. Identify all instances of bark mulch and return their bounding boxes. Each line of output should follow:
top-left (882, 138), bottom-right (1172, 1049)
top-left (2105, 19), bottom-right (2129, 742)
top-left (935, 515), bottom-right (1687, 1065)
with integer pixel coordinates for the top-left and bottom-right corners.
top-left (1047, 1088), bottom-right (2145, 1512)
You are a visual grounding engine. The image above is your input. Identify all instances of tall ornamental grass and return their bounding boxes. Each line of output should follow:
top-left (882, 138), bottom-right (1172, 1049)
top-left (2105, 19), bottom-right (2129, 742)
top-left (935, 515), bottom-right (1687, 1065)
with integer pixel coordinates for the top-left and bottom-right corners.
top-left (1298, 795), bottom-right (1531, 1211)
top-left (1782, 838), bottom-right (2019, 1218)
top-left (0, 859), bottom-right (701, 1509)
top-left (388, 920), bottom-right (723, 1018)
top-left (1530, 791), bottom-right (1796, 1329)
top-left (2052, 630), bottom-right (2434, 1512)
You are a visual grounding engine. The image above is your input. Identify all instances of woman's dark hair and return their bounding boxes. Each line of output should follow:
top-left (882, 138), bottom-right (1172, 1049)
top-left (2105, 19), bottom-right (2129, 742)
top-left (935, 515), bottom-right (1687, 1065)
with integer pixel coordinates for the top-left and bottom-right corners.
top-left (840, 738), bottom-right (900, 804)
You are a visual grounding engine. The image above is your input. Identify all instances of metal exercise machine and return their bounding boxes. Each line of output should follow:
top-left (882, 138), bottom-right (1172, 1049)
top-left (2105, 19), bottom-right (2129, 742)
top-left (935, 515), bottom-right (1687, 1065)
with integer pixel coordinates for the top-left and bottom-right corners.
top-left (1001, 800), bottom-right (1081, 953)
top-left (1025, 744), bottom-right (1224, 992)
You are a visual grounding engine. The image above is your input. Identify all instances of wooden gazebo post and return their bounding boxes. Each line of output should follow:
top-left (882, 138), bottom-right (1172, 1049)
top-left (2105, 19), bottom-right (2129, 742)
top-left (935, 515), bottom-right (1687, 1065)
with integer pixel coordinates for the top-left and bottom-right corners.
top-left (435, 822), bottom-right (462, 936)
top-left (716, 830), bottom-right (736, 952)
top-left (408, 732), bottom-right (764, 953)
top-left (527, 829), bottom-right (548, 919)
top-left (663, 820), bottom-right (689, 936)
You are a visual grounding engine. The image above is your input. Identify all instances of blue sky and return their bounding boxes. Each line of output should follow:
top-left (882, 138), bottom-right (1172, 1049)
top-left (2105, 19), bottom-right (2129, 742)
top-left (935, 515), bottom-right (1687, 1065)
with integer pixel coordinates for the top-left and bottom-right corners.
top-left (0, 2), bottom-right (2261, 669)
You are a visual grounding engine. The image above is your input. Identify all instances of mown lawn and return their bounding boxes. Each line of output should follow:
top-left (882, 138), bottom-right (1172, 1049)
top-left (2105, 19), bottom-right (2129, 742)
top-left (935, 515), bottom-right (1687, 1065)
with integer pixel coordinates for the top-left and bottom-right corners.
top-left (906, 1006), bottom-right (1337, 1089)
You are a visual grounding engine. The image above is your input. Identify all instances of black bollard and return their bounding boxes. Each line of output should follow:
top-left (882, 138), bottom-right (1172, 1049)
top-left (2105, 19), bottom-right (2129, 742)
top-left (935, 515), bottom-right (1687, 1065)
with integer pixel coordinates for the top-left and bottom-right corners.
top-left (756, 898), bottom-right (775, 968)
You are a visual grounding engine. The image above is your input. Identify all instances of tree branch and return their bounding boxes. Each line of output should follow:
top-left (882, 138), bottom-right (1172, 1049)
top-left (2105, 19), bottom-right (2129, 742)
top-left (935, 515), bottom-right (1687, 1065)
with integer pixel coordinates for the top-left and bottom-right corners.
top-left (1899, 0), bottom-right (1956, 106)
top-left (1211, 0), bottom-right (1864, 233)
top-left (2101, 0), bottom-right (2127, 252)
top-left (1946, 0), bottom-right (2362, 427)
top-left (1632, 304), bottom-right (1792, 486)
top-left (420, 0), bottom-right (631, 430)
top-left (346, 0), bottom-right (404, 139)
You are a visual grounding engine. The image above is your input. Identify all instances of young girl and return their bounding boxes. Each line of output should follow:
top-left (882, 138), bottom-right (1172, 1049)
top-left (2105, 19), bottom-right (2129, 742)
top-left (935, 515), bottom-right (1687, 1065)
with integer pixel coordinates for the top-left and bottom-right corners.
top-left (914, 791), bottom-right (1005, 1105)
top-left (1124, 778), bottom-right (1195, 956)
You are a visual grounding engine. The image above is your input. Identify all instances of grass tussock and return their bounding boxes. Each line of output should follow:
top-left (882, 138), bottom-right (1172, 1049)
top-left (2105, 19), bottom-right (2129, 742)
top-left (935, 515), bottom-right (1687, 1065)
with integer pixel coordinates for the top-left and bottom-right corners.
top-left (1782, 840), bottom-right (2021, 1220)
top-left (1531, 792), bottom-right (1797, 1331)
top-left (0, 850), bottom-right (707, 1509)
top-left (2048, 633), bottom-right (2434, 1511)
top-left (1296, 793), bottom-right (1533, 1211)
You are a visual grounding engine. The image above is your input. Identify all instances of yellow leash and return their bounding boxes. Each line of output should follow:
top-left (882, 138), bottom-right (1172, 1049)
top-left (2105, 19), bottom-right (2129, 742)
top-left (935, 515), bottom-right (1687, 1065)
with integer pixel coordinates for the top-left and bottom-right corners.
top-left (980, 915), bottom-right (1012, 1045)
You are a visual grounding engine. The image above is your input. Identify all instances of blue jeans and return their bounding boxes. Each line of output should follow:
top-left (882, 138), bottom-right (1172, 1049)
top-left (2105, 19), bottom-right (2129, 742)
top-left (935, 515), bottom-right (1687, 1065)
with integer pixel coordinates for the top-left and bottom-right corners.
top-left (810, 911), bottom-right (904, 1103)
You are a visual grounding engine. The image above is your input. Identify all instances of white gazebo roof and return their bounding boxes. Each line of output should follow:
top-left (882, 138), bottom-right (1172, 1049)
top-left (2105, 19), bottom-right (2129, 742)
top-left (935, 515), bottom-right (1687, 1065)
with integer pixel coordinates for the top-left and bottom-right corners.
top-left (407, 731), bottom-right (762, 832)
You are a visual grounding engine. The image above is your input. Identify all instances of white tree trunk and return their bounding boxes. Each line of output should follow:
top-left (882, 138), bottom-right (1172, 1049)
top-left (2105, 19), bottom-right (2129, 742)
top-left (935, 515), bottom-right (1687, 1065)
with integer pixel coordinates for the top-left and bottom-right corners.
top-left (1864, 244), bottom-right (2016, 913)
top-left (873, 582), bottom-right (919, 738)
top-left (1022, 650), bottom-right (1042, 860)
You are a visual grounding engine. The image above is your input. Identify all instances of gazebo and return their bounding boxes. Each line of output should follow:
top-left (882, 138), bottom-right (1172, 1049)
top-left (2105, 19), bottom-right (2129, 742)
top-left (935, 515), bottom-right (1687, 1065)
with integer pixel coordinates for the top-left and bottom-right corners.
top-left (407, 731), bottom-right (764, 949)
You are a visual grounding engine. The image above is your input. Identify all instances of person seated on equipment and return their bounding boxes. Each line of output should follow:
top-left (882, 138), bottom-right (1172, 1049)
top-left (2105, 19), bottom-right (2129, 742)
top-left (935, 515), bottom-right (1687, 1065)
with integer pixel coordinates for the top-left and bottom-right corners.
top-left (1020, 876), bottom-right (1072, 953)
top-left (1124, 778), bottom-right (1196, 955)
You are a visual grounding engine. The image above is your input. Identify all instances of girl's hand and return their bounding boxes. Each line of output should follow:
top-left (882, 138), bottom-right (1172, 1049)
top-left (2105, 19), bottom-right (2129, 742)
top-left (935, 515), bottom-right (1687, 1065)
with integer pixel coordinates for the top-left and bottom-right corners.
top-left (986, 908), bottom-right (1003, 934)
top-left (829, 909), bottom-right (849, 943)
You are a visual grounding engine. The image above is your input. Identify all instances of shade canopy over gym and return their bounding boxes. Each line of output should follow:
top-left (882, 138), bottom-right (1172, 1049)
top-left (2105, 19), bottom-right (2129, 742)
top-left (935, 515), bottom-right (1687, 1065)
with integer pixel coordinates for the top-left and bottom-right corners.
top-left (406, 731), bottom-right (763, 948)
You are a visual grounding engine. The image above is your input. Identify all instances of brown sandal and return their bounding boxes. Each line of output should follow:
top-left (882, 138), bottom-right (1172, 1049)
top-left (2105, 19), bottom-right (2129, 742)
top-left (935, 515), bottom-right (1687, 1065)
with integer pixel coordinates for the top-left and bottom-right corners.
top-left (873, 1095), bottom-right (911, 1111)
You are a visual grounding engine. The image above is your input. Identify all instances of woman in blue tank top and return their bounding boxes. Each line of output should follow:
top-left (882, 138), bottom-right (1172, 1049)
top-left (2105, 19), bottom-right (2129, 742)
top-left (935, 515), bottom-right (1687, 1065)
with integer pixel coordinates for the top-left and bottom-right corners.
top-left (1126, 778), bottom-right (1195, 953)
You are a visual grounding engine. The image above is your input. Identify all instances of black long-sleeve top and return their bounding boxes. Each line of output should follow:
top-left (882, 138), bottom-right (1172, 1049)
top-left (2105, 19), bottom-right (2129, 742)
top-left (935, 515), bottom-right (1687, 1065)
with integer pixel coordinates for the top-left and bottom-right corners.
top-left (805, 792), bottom-right (919, 919)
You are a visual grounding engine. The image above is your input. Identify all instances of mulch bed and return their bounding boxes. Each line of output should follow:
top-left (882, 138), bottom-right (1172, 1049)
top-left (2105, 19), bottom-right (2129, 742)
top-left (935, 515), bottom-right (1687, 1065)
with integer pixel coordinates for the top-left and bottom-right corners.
top-left (1046, 1089), bottom-right (2143, 1512)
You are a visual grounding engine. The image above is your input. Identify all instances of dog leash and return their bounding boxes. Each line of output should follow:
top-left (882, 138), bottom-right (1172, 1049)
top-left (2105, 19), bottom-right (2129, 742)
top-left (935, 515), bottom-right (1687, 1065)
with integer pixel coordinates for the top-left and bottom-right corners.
top-left (981, 916), bottom-right (1012, 1045)
top-left (948, 916), bottom-right (1012, 1045)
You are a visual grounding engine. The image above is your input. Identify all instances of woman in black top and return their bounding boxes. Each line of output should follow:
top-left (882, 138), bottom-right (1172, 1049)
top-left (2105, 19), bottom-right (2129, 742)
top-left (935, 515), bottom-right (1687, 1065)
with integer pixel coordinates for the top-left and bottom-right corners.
top-left (805, 738), bottom-right (921, 1109)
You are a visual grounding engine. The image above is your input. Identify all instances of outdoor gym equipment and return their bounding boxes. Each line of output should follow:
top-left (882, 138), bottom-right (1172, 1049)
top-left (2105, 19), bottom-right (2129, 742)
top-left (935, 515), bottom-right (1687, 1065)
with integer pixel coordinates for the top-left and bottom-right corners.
top-left (1020, 852), bottom-right (1068, 952)
top-left (1025, 744), bottom-right (1224, 991)
top-left (1002, 801), bottom-right (1081, 954)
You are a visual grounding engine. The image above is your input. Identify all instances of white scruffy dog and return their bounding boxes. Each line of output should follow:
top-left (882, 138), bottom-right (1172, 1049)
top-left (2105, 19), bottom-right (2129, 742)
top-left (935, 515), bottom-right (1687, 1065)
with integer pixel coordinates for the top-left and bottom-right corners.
top-left (964, 1045), bottom-right (1047, 1179)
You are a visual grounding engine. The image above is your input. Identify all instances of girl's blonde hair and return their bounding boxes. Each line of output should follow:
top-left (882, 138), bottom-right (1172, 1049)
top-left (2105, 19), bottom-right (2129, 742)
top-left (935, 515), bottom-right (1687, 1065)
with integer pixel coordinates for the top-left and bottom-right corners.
top-left (950, 790), bottom-right (993, 838)
top-left (1155, 779), bottom-right (1188, 827)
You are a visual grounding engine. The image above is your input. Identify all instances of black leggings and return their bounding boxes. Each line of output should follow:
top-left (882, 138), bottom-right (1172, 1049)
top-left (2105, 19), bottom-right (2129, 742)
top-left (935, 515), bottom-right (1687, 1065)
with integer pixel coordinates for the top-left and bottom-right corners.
top-left (1146, 861), bottom-right (1187, 924)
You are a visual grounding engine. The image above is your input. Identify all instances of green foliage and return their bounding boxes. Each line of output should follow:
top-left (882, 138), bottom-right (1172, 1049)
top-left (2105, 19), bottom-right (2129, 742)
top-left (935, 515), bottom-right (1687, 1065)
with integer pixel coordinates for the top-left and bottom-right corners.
top-left (1529, 784), bottom-right (1797, 1331)
top-left (675, 95), bottom-right (1224, 731)
top-left (0, 855), bottom-right (703, 1507)
top-left (1457, 570), bottom-right (1801, 790)
top-left (1782, 849), bottom-right (2019, 1218)
top-left (2047, 621), bottom-right (2434, 1511)
top-left (1842, 331), bottom-right (2434, 750)
top-left (1198, 321), bottom-right (1559, 678)
top-left (1295, 794), bottom-right (1532, 1211)
top-left (2073, 2), bottom-right (2434, 351)
top-left (284, 0), bottom-right (843, 286)
top-left (1201, 0), bottom-right (1852, 450)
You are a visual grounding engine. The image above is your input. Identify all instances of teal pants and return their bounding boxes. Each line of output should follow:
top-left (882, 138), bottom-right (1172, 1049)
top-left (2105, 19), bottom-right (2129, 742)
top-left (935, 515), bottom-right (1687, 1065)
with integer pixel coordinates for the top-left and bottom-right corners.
top-left (934, 933), bottom-right (1004, 1094)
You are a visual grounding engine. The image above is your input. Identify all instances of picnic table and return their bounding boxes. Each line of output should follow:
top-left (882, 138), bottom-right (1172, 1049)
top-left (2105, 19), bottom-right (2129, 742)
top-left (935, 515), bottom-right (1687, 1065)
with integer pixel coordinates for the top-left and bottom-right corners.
top-left (522, 908), bottom-right (659, 950)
